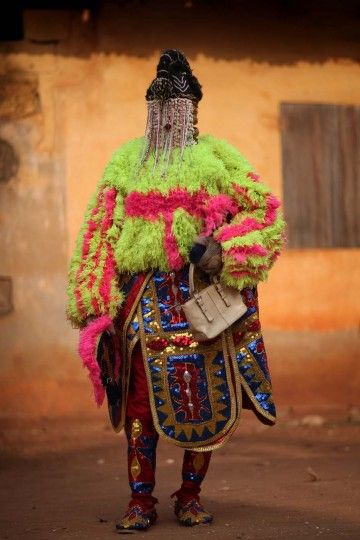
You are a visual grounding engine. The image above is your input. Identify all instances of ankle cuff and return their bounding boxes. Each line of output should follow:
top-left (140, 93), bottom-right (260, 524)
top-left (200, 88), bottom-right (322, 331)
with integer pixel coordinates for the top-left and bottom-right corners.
top-left (171, 485), bottom-right (200, 505)
top-left (130, 494), bottom-right (158, 511)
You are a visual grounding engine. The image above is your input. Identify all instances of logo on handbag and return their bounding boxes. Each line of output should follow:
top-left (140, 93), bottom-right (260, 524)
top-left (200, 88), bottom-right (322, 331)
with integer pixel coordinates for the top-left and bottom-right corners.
top-left (182, 264), bottom-right (248, 342)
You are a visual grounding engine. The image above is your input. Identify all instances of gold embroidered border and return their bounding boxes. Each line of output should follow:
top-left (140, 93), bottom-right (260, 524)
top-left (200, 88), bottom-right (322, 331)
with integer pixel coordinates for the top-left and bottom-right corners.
top-left (137, 280), bottom-right (238, 449)
top-left (189, 332), bottom-right (243, 452)
top-left (148, 277), bottom-right (228, 436)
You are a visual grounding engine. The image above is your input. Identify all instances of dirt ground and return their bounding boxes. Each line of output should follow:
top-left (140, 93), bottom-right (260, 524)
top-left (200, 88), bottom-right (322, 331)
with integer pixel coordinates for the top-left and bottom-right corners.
top-left (0, 409), bottom-right (359, 540)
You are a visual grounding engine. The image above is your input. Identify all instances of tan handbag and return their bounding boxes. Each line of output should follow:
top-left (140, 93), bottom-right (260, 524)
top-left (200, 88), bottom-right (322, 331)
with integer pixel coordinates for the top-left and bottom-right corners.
top-left (182, 264), bottom-right (248, 342)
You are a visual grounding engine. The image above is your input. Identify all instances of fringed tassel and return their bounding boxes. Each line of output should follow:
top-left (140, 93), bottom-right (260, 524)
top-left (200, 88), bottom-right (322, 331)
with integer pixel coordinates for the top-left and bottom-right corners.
top-left (78, 315), bottom-right (113, 406)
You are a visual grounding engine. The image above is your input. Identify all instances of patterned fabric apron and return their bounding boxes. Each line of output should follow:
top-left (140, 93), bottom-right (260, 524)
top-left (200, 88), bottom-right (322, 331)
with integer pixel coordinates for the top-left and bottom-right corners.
top-left (97, 265), bottom-right (276, 451)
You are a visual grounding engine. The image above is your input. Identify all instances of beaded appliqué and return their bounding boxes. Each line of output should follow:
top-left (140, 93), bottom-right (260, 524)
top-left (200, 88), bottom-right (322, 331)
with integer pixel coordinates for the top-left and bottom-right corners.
top-left (116, 505), bottom-right (157, 531)
top-left (174, 499), bottom-right (213, 527)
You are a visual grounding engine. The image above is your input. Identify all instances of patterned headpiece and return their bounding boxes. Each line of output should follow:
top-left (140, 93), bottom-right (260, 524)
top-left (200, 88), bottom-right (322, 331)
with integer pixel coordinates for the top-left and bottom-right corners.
top-left (140, 49), bottom-right (202, 174)
top-left (146, 49), bottom-right (202, 102)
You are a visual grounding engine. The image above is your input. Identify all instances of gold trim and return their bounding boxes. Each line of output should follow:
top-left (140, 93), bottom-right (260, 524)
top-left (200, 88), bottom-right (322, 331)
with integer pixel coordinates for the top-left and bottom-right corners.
top-left (126, 334), bottom-right (140, 369)
top-left (193, 453), bottom-right (205, 472)
top-left (111, 272), bottom-right (153, 434)
top-left (227, 329), bottom-right (276, 425)
top-left (130, 455), bottom-right (141, 478)
top-left (189, 333), bottom-right (242, 452)
top-left (131, 418), bottom-right (143, 439)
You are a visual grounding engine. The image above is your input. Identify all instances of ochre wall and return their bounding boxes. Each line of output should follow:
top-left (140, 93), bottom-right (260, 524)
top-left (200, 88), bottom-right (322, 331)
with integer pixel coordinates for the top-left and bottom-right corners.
top-left (0, 5), bottom-right (359, 418)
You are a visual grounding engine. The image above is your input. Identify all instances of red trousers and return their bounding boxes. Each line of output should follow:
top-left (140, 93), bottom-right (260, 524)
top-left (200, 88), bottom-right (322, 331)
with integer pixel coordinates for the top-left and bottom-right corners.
top-left (124, 342), bottom-right (212, 507)
top-left (126, 342), bottom-right (153, 419)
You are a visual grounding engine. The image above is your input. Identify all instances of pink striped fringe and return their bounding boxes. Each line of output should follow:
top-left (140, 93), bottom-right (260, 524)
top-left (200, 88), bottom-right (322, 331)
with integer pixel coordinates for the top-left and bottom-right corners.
top-left (78, 315), bottom-right (113, 406)
top-left (74, 192), bottom-right (103, 317)
top-left (215, 194), bottom-right (280, 243)
top-left (247, 172), bottom-right (260, 182)
top-left (226, 244), bottom-right (268, 264)
top-left (75, 188), bottom-right (118, 318)
top-left (98, 188), bottom-right (117, 310)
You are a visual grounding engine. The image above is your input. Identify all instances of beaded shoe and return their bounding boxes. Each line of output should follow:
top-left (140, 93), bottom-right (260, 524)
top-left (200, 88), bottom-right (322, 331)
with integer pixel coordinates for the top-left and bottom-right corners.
top-left (116, 504), bottom-right (157, 531)
top-left (174, 498), bottom-right (213, 527)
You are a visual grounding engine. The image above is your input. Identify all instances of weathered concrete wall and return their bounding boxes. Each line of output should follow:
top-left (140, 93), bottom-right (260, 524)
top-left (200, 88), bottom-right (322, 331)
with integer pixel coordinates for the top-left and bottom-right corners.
top-left (0, 3), bottom-right (359, 418)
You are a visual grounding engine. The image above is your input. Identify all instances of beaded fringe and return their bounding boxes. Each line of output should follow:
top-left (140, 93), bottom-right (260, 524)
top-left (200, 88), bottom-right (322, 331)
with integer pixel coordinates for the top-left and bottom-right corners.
top-left (138, 98), bottom-right (198, 177)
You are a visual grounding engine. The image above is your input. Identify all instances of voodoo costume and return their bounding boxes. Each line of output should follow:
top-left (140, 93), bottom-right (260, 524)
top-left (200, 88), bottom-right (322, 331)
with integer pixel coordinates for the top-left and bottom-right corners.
top-left (67, 50), bottom-right (285, 530)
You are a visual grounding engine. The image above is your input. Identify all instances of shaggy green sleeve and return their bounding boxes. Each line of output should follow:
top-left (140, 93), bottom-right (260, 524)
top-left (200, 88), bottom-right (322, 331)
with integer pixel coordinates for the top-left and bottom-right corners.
top-left (66, 148), bottom-right (128, 328)
top-left (211, 139), bottom-right (286, 290)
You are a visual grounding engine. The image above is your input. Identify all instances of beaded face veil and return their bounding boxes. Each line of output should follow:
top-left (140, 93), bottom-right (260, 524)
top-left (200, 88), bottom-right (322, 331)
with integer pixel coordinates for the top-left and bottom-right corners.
top-left (139, 49), bottom-right (202, 175)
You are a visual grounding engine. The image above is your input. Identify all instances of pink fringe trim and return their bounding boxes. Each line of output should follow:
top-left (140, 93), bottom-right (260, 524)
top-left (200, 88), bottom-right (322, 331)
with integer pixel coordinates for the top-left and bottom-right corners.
top-left (164, 212), bottom-right (185, 270)
top-left (229, 269), bottom-right (255, 279)
top-left (216, 194), bottom-right (280, 243)
top-left (201, 195), bottom-right (238, 236)
top-left (99, 242), bottom-right (117, 307)
top-left (74, 192), bottom-right (103, 317)
top-left (89, 241), bottom-right (101, 313)
top-left (232, 183), bottom-right (258, 209)
top-left (98, 188), bottom-right (117, 310)
top-left (230, 266), bottom-right (266, 281)
top-left (226, 244), bottom-right (268, 264)
top-left (125, 188), bottom-right (239, 268)
top-left (247, 172), bottom-right (260, 182)
top-left (78, 315), bottom-right (113, 406)
top-left (76, 188), bottom-right (118, 318)
top-left (101, 188), bottom-right (117, 233)
top-left (125, 188), bottom-right (205, 219)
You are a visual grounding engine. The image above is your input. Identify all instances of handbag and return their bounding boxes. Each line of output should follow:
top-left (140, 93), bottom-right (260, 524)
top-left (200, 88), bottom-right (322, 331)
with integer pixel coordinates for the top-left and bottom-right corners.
top-left (182, 264), bottom-right (248, 342)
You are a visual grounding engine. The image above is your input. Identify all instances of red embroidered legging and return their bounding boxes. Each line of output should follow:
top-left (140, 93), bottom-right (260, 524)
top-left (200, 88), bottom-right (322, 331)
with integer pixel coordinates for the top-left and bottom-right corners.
top-left (125, 342), bottom-right (212, 506)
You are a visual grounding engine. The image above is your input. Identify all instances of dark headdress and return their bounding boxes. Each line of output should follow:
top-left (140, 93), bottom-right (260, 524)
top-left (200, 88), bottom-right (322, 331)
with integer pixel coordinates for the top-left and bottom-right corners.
top-left (146, 49), bottom-right (202, 102)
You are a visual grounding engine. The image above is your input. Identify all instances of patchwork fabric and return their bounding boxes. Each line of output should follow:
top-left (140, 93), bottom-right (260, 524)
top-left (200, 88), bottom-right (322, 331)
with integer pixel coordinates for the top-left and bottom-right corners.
top-left (100, 266), bottom-right (276, 448)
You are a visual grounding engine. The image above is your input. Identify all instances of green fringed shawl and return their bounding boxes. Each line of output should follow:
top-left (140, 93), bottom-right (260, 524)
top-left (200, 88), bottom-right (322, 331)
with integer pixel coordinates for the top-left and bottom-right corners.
top-left (67, 135), bottom-right (285, 327)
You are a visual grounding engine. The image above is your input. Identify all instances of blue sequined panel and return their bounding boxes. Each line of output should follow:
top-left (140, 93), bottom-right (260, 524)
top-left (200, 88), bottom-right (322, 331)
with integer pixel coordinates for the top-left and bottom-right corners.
top-left (146, 346), bottom-right (233, 444)
top-left (153, 268), bottom-right (191, 332)
top-left (129, 482), bottom-right (154, 494)
top-left (236, 346), bottom-right (276, 418)
top-left (125, 269), bottom-right (275, 447)
top-left (247, 337), bottom-right (270, 381)
top-left (240, 287), bottom-right (258, 317)
top-left (183, 471), bottom-right (204, 483)
top-left (127, 318), bottom-right (139, 343)
top-left (139, 268), bottom-right (237, 446)
top-left (140, 295), bottom-right (156, 334)
top-left (127, 434), bottom-right (157, 461)
top-left (121, 274), bottom-right (139, 298)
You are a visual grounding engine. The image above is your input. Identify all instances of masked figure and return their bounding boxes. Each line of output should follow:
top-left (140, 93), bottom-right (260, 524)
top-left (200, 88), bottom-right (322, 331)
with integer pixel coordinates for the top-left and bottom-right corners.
top-left (67, 49), bottom-right (285, 530)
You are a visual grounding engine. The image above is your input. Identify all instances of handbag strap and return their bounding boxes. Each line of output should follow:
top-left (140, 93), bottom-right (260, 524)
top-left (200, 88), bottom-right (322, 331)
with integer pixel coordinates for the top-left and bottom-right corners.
top-left (188, 263), bottom-right (196, 294)
top-left (189, 263), bottom-right (213, 294)
top-left (188, 263), bottom-right (230, 307)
